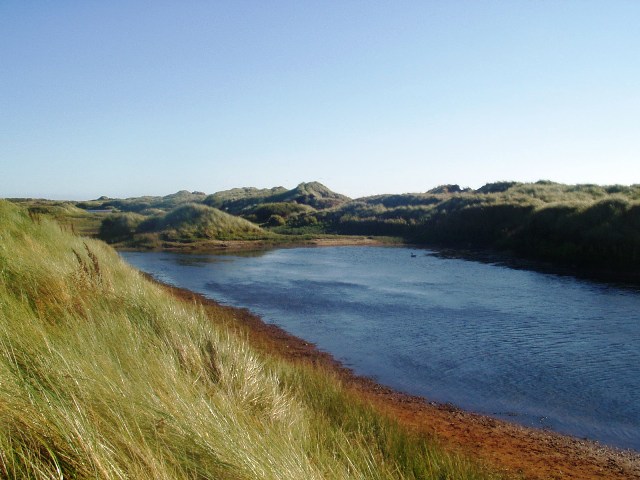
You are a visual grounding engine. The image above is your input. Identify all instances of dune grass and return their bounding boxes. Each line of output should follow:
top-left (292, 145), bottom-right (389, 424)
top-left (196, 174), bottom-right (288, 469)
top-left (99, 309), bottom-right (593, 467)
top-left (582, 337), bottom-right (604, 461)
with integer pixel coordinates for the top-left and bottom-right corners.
top-left (0, 200), bottom-right (499, 479)
top-left (150, 203), bottom-right (267, 240)
top-left (8, 199), bottom-right (108, 237)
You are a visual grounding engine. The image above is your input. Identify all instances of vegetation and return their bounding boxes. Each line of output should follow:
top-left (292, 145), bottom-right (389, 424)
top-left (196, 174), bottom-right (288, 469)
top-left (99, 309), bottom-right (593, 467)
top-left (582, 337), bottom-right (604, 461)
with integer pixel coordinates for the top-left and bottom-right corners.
top-left (98, 212), bottom-right (145, 243)
top-left (9, 180), bottom-right (640, 274)
top-left (79, 190), bottom-right (208, 213)
top-left (89, 183), bottom-right (356, 248)
top-left (0, 200), bottom-right (496, 479)
top-left (249, 202), bottom-right (314, 224)
top-left (137, 203), bottom-right (268, 240)
top-left (95, 204), bottom-right (271, 247)
top-left (7, 198), bottom-right (110, 237)
top-left (203, 186), bottom-right (289, 213)
top-left (204, 182), bottom-right (350, 216)
top-left (322, 181), bottom-right (640, 272)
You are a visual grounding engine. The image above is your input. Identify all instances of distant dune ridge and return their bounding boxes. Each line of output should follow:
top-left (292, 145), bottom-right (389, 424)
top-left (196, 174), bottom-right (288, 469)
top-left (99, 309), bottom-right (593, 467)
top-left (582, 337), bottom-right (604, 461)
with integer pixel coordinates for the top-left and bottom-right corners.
top-left (9, 180), bottom-right (640, 276)
top-left (203, 181), bottom-right (351, 214)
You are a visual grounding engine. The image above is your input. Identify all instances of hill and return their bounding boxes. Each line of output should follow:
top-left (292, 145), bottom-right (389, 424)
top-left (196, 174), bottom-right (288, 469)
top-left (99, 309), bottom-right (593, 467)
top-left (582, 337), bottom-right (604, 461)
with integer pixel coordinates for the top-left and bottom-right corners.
top-left (140, 203), bottom-right (266, 239)
top-left (99, 203), bottom-right (270, 246)
top-left (71, 183), bottom-right (349, 241)
top-left (78, 190), bottom-right (208, 214)
top-left (269, 181), bottom-right (351, 209)
top-left (204, 182), bottom-right (350, 215)
top-left (203, 186), bottom-right (289, 212)
top-left (7, 198), bottom-right (110, 237)
top-left (0, 199), bottom-right (493, 479)
top-left (78, 182), bottom-right (349, 218)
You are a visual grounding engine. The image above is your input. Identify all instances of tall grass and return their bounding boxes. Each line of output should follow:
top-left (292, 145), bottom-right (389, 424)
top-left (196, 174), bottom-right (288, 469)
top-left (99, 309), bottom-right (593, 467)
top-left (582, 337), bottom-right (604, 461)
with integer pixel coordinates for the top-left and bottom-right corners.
top-left (0, 200), bottom-right (497, 479)
top-left (8, 199), bottom-right (107, 237)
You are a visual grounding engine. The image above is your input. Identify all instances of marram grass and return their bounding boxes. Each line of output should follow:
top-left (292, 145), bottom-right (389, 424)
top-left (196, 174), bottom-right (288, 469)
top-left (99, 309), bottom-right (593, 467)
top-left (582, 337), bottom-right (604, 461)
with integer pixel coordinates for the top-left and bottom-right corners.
top-left (0, 200), bottom-right (499, 479)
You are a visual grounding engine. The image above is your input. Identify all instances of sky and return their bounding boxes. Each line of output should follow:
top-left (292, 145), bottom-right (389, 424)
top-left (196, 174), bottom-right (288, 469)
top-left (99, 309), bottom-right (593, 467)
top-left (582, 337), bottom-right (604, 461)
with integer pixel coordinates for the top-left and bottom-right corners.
top-left (1, 1), bottom-right (639, 200)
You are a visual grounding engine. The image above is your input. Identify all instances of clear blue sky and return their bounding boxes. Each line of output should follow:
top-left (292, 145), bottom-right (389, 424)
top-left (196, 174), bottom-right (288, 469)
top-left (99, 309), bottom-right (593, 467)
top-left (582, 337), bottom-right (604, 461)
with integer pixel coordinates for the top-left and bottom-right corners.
top-left (2, 1), bottom-right (639, 200)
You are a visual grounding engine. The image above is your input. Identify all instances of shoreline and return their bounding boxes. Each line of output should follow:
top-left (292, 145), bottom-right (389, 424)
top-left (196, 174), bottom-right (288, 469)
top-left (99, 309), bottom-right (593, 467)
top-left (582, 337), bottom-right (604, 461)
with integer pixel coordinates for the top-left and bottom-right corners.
top-left (423, 246), bottom-right (640, 287)
top-left (117, 235), bottom-right (401, 254)
top-left (143, 272), bottom-right (640, 480)
top-left (120, 235), bottom-right (640, 286)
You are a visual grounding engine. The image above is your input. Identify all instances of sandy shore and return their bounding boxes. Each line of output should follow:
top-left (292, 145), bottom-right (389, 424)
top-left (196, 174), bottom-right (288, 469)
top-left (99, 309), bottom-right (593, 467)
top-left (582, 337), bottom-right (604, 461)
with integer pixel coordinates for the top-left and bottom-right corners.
top-left (146, 275), bottom-right (640, 480)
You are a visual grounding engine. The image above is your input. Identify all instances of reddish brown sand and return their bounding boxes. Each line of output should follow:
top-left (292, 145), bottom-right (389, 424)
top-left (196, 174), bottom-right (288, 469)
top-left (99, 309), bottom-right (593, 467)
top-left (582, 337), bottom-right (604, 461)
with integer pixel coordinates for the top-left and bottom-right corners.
top-left (152, 276), bottom-right (640, 480)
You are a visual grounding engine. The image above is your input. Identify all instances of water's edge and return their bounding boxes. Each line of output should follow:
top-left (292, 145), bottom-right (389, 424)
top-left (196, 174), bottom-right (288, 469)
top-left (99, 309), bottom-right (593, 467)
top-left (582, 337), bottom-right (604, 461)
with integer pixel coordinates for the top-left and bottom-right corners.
top-left (120, 246), bottom-right (640, 452)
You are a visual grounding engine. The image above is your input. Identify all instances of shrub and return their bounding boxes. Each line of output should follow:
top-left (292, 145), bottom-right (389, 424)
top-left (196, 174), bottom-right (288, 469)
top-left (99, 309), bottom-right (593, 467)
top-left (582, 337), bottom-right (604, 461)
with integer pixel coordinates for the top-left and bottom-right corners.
top-left (267, 214), bottom-right (286, 227)
top-left (253, 202), bottom-right (313, 223)
top-left (99, 212), bottom-right (145, 243)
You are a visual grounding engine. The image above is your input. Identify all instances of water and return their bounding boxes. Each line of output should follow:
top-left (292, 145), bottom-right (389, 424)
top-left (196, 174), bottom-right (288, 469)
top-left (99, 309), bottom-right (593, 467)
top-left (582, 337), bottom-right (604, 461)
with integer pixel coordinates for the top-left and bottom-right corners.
top-left (120, 247), bottom-right (640, 451)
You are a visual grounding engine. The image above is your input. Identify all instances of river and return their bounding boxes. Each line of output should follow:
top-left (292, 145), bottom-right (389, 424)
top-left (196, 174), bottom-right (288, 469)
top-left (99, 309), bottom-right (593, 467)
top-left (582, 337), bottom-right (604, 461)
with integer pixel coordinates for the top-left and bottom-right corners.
top-left (120, 246), bottom-right (640, 451)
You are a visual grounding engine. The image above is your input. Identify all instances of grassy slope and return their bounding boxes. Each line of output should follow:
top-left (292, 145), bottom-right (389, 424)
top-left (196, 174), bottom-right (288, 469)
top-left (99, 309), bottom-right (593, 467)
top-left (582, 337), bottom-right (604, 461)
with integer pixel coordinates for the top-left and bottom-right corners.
top-left (132, 203), bottom-right (272, 245)
top-left (152, 203), bottom-right (267, 239)
top-left (99, 204), bottom-right (275, 248)
top-left (0, 200), bottom-right (497, 479)
top-left (204, 182), bottom-right (350, 216)
top-left (9, 199), bottom-right (109, 237)
top-left (79, 190), bottom-right (208, 214)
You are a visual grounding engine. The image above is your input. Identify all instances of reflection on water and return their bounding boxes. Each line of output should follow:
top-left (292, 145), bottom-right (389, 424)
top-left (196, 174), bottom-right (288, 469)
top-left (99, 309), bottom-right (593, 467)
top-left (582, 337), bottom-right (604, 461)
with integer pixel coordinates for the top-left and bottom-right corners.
top-left (121, 247), bottom-right (640, 451)
top-left (174, 250), bottom-right (271, 266)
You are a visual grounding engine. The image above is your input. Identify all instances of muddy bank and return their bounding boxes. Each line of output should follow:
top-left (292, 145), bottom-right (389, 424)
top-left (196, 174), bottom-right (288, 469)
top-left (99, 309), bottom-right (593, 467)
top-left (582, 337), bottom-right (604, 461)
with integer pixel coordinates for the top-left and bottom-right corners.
top-left (147, 274), bottom-right (640, 480)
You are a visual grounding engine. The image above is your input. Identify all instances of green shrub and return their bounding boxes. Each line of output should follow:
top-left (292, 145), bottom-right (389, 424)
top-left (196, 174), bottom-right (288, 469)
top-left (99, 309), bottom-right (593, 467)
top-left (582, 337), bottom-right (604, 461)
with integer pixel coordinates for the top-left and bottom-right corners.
top-left (99, 212), bottom-right (145, 243)
top-left (253, 202), bottom-right (313, 223)
top-left (267, 214), bottom-right (286, 226)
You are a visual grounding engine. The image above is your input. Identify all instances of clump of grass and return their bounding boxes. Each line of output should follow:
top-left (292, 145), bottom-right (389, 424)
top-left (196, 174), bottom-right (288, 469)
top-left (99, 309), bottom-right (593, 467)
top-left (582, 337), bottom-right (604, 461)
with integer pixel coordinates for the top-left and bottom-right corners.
top-left (0, 200), bottom-right (498, 479)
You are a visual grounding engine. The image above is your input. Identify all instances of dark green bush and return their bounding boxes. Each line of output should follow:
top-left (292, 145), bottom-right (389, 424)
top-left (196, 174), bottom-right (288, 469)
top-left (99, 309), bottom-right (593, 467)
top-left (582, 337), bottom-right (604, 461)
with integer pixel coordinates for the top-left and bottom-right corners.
top-left (267, 214), bottom-right (286, 227)
top-left (253, 202), bottom-right (312, 223)
top-left (99, 213), bottom-right (145, 243)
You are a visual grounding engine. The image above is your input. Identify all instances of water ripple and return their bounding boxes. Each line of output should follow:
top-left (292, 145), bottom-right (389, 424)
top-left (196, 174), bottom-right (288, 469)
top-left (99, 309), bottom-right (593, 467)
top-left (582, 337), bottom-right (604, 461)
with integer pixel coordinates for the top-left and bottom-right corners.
top-left (121, 247), bottom-right (640, 451)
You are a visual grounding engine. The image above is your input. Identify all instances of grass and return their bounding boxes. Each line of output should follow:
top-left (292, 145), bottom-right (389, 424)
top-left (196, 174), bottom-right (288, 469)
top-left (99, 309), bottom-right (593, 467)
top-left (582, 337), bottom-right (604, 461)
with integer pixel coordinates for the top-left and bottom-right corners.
top-left (150, 203), bottom-right (267, 240)
top-left (203, 182), bottom-right (350, 215)
top-left (0, 200), bottom-right (499, 479)
top-left (8, 199), bottom-right (109, 237)
top-left (99, 204), bottom-right (274, 247)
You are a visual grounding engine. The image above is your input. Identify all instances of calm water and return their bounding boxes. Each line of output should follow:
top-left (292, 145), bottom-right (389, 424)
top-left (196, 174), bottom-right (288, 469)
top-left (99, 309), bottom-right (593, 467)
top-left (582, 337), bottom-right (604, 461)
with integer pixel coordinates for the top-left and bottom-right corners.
top-left (121, 247), bottom-right (640, 451)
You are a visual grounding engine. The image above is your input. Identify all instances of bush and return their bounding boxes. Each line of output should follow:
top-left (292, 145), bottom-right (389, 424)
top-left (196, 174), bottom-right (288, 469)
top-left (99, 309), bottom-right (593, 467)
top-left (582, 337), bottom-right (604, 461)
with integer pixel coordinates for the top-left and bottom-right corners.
top-left (253, 202), bottom-right (313, 223)
top-left (267, 214), bottom-right (286, 227)
top-left (99, 213), bottom-right (145, 243)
